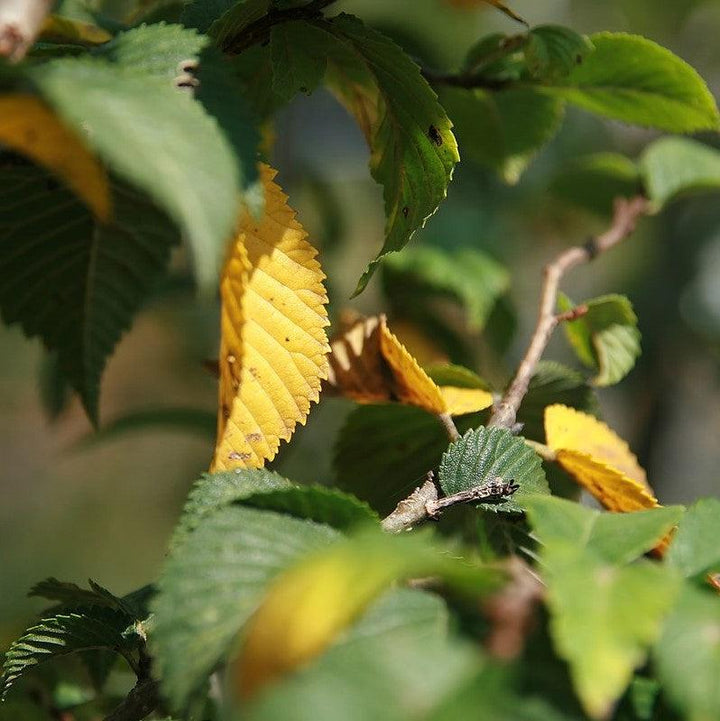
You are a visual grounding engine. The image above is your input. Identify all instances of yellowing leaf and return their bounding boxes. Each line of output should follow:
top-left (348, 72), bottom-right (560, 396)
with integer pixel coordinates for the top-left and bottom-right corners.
top-left (0, 94), bottom-right (110, 220)
top-left (326, 315), bottom-right (451, 414)
top-left (211, 164), bottom-right (329, 471)
top-left (439, 385), bottom-right (493, 416)
top-left (39, 15), bottom-right (112, 45)
top-left (379, 317), bottom-right (446, 413)
top-left (553, 450), bottom-right (658, 512)
top-left (545, 404), bottom-right (648, 488)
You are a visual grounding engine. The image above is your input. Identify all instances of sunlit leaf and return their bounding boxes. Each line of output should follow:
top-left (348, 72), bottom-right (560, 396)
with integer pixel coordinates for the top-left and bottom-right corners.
top-left (525, 495), bottom-right (683, 565)
top-left (640, 137), bottom-right (720, 211)
top-left (439, 426), bottom-right (549, 513)
top-left (559, 294), bottom-right (641, 387)
top-left (212, 164), bottom-right (329, 471)
top-left (542, 543), bottom-right (681, 719)
top-left (439, 386), bottom-right (494, 416)
top-left (545, 404), bottom-right (647, 487)
top-left (538, 33), bottom-right (720, 132)
top-left (235, 528), bottom-right (499, 697)
top-left (0, 94), bottom-right (109, 219)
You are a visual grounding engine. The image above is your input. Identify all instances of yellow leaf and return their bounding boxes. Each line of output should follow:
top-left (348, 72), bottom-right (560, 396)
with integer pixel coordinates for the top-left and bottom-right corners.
top-left (325, 315), bottom-right (448, 414)
top-left (0, 94), bottom-right (110, 220)
top-left (211, 164), bottom-right (329, 471)
top-left (439, 385), bottom-right (493, 416)
top-left (380, 317), bottom-right (446, 413)
top-left (39, 15), bottom-right (112, 45)
top-left (553, 450), bottom-right (658, 512)
top-left (545, 404), bottom-right (648, 488)
top-left (545, 405), bottom-right (673, 554)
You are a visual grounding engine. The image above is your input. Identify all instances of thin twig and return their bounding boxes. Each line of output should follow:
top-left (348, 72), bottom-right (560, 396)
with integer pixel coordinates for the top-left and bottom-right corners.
top-left (222, 0), bottom-right (339, 54)
top-left (420, 67), bottom-right (513, 91)
top-left (381, 474), bottom-right (520, 532)
top-left (0, 0), bottom-right (53, 62)
top-left (437, 412), bottom-right (461, 441)
top-left (487, 195), bottom-right (649, 430)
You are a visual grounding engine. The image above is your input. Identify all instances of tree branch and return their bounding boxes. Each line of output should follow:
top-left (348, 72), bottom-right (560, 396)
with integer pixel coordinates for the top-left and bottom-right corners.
top-left (487, 195), bottom-right (649, 430)
top-left (103, 679), bottom-right (160, 721)
top-left (0, 0), bottom-right (53, 62)
top-left (381, 473), bottom-right (520, 532)
top-left (222, 0), bottom-right (339, 55)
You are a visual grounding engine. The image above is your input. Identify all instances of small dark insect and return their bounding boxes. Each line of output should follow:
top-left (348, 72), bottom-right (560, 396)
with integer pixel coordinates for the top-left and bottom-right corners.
top-left (428, 124), bottom-right (443, 147)
top-left (401, 206), bottom-right (409, 218)
top-left (576, 54), bottom-right (583, 64)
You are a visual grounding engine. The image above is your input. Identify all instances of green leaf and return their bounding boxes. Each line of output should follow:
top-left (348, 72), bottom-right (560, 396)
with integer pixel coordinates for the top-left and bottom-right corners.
top-left (181, 0), bottom-right (238, 32)
top-left (270, 20), bottom-right (329, 102)
top-left (438, 426), bottom-right (549, 513)
top-left (29, 578), bottom-right (135, 615)
top-left (441, 86), bottom-right (564, 183)
top-left (245, 616), bottom-right (480, 721)
top-left (38, 351), bottom-right (71, 421)
top-left (550, 152), bottom-right (642, 217)
top-left (525, 495), bottom-right (683, 565)
top-left (151, 506), bottom-right (339, 708)
top-left (75, 407), bottom-right (217, 449)
top-left (208, 0), bottom-right (271, 49)
top-left (172, 468), bottom-right (293, 547)
top-left (333, 403), bottom-right (453, 516)
top-left (559, 293), bottom-right (641, 387)
top-left (381, 246), bottom-right (509, 330)
top-left (2, 607), bottom-right (141, 698)
top-left (517, 361), bottom-right (599, 442)
top-left (240, 486), bottom-right (379, 530)
top-left (543, 544), bottom-right (682, 718)
top-left (654, 585), bottom-right (720, 721)
top-left (640, 137), bottom-right (720, 211)
top-left (525, 25), bottom-right (594, 81)
top-left (424, 363), bottom-right (491, 391)
top-left (665, 498), bottom-right (720, 578)
top-left (29, 51), bottom-right (241, 292)
top-left (0, 168), bottom-right (177, 423)
top-left (537, 32), bottom-right (720, 132)
top-left (318, 14), bottom-right (459, 294)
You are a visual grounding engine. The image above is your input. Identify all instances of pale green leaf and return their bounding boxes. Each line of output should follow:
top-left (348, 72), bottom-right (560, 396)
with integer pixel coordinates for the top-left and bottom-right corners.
top-left (525, 495), bottom-right (683, 565)
top-left (438, 426), bottom-right (549, 513)
top-left (538, 32), bottom-right (720, 132)
top-left (654, 585), bottom-right (720, 721)
top-left (544, 544), bottom-right (681, 718)
top-left (424, 364), bottom-right (491, 391)
top-left (560, 294), bottom-right (641, 387)
top-left (441, 86), bottom-right (564, 183)
top-left (640, 137), bottom-right (720, 210)
top-left (0, 167), bottom-right (177, 423)
top-left (665, 498), bottom-right (720, 578)
top-left (151, 506), bottom-right (339, 708)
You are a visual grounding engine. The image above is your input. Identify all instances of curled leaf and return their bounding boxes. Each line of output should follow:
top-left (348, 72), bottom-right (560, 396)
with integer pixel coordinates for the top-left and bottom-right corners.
top-left (212, 164), bottom-right (329, 471)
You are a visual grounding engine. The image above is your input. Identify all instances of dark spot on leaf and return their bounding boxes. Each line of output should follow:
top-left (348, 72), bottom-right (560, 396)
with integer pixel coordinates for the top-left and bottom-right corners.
top-left (576, 54), bottom-right (583, 64)
top-left (285, 337), bottom-right (290, 342)
top-left (428, 125), bottom-right (442, 147)
top-left (402, 206), bottom-right (409, 218)
top-left (228, 451), bottom-right (252, 461)
top-left (247, 433), bottom-right (262, 442)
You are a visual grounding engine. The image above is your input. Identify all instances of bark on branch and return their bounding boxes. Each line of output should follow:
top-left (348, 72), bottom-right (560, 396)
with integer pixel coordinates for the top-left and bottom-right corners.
top-left (0, 0), bottom-right (53, 62)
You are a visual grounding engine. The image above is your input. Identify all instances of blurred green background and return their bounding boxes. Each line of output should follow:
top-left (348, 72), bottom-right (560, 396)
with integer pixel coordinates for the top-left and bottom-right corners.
top-left (3, 0), bottom-right (720, 644)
